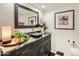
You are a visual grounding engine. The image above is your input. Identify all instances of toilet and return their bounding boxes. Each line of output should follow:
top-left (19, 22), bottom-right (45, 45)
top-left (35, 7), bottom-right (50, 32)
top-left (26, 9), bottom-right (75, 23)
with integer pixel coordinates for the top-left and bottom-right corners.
top-left (69, 41), bottom-right (79, 56)
top-left (70, 47), bottom-right (79, 56)
top-left (68, 40), bottom-right (79, 56)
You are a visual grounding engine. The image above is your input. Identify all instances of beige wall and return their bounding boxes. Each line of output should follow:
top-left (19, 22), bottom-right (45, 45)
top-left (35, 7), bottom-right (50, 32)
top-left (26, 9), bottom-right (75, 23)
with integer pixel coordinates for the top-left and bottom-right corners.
top-left (44, 4), bottom-right (79, 55)
top-left (0, 4), bottom-right (14, 39)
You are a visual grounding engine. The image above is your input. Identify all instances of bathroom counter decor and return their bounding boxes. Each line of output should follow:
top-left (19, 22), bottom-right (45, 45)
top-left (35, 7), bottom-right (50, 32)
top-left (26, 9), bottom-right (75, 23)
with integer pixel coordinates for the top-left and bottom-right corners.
top-left (0, 33), bottom-right (51, 56)
top-left (1, 38), bottom-right (29, 47)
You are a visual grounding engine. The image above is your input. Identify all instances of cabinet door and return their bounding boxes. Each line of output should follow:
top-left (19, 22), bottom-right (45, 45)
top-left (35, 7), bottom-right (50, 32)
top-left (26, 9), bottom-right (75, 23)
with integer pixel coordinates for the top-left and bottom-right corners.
top-left (31, 34), bottom-right (51, 56)
top-left (19, 44), bottom-right (33, 56)
top-left (31, 45), bottom-right (44, 56)
top-left (30, 43), bottom-right (44, 56)
top-left (44, 40), bottom-right (51, 52)
top-left (43, 34), bottom-right (51, 55)
top-left (39, 45), bottom-right (44, 56)
top-left (30, 38), bottom-right (44, 56)
top-left (30, 45), bottom-right (40, 56)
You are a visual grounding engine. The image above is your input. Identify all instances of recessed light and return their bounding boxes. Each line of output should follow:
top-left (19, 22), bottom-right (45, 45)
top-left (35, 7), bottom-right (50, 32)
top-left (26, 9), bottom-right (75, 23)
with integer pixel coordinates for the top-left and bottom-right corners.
top-left (41, 5), bottom-right (46, 8)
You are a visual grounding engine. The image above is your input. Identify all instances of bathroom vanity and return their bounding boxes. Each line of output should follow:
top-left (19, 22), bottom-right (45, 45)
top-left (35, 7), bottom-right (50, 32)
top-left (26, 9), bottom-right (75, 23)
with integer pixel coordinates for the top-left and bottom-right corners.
top-left (0, 33), bottom-right (51, 56)
top-left (0, 3), bottom-right (51, 56)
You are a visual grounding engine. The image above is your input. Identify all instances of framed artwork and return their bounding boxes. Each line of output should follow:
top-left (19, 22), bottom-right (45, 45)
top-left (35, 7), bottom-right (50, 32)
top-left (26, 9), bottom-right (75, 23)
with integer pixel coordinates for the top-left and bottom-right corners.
top-left (28, 16), bottom-right (36, 26)
top-left (54, 10), bottom-right (74, 30)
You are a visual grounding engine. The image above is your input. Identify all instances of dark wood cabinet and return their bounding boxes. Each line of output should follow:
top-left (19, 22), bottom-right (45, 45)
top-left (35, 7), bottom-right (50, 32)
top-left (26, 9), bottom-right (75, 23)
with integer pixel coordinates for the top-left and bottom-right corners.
top-left (4, 34), bottom-right (51, 56)
top-left (44, 34), bottom-right (51, 53)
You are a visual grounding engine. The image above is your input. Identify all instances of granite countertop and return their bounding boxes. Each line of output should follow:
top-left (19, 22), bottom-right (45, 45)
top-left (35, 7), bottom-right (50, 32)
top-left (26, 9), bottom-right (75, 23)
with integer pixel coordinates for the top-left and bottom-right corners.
top-left (0, 33), bottom-right (51, 54)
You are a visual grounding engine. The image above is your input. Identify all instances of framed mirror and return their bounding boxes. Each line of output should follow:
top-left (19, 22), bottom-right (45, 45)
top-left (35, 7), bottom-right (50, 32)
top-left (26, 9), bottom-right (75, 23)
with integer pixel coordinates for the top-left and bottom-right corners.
top-left (14, 3), bottom-right (39, 28)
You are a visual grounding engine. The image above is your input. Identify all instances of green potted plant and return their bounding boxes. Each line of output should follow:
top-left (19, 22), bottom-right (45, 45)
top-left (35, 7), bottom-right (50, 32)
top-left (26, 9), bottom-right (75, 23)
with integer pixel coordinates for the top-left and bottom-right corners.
top-left (12, 31), bottom-right (30, 43)
top-left (41, 22), bottom-right (48, 34)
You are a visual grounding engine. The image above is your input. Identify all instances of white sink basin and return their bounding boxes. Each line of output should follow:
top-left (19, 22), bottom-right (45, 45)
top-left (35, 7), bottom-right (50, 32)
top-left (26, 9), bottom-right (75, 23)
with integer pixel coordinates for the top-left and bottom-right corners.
top-left (70, 47), bottom-right (79, 56)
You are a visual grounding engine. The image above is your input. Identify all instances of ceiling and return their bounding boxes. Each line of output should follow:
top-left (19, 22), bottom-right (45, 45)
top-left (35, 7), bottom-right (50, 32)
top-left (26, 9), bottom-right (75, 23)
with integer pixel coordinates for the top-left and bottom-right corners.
top-left (28, 3), bottom-right (78, 12)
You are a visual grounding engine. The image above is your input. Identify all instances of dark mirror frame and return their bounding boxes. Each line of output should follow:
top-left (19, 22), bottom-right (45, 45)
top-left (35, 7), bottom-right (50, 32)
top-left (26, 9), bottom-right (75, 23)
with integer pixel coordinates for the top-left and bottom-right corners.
top-left (14, 3), bottom-right (39, 29)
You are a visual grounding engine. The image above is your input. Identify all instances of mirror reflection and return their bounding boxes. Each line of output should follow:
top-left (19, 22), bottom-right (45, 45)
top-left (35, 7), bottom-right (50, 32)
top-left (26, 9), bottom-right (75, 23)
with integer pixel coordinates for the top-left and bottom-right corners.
top-left (15, 4), bottom-right (39, 28)
top-left (18, 7), bottom-right (37, 26)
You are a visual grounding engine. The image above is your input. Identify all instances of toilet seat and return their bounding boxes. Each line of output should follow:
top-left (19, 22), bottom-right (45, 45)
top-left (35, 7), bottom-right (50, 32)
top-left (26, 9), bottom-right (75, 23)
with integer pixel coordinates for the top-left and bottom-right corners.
top-left (70, 47), bottom-right (79, 56)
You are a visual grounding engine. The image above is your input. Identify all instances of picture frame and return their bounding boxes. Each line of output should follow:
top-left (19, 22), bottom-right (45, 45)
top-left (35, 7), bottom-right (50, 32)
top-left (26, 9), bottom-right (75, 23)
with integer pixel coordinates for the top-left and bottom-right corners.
top-left (54, 10), bottom-right (75, 30)
top-left (28, 16), bottom-right (37, 26)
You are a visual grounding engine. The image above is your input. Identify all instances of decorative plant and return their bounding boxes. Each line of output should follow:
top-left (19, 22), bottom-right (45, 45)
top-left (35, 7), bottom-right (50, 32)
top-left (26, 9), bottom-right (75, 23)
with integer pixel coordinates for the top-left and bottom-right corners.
top-left (42, 22), bottom-right (48, 31)
top-left (12, 31), bottom-right (30, 40)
